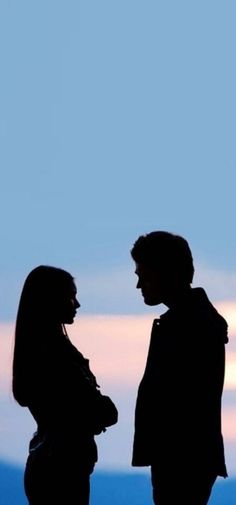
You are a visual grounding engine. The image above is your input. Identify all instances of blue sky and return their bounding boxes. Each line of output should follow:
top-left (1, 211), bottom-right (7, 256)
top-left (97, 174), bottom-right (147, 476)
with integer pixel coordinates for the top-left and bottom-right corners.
top-left (1, 0), bottom-right (236, 479)
top-left (1, 0), bottom-right (236, 289)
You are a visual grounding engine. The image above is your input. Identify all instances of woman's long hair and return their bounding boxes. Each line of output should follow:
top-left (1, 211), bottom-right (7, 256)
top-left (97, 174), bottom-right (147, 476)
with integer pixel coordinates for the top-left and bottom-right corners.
top-left (12, 265), bottom-right (74, 405)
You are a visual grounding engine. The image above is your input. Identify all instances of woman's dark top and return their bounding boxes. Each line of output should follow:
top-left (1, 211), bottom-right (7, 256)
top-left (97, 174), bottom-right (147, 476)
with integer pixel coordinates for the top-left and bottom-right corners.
top-left (22, 333), bottom-right (117, 469)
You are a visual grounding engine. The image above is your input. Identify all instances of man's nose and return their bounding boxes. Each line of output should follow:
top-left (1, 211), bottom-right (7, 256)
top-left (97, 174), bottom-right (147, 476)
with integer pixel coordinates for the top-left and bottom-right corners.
top-left (136, 279), bottom-right (141, 289)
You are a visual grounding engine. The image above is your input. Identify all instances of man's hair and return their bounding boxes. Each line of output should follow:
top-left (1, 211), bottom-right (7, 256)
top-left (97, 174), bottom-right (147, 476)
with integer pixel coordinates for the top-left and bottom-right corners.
top-left (131, 231), bottom-right (194, 284)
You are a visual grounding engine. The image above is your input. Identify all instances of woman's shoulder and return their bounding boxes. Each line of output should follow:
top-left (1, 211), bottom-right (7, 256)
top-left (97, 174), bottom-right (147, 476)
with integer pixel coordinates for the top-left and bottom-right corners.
top-left (62, 337), bottom-right (86, 362)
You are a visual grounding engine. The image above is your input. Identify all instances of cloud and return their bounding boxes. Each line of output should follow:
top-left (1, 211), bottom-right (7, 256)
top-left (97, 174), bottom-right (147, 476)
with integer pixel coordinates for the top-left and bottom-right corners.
top-left (1, 311), bottom-right (236, 470)
top-left (68, 314), bottom-right (153, 388)
top-left (0, 323), bottom-right (15, 394)
top-left (1, 304), bottom-right (236, 392)
top-left (223, 405), bottom-right (236, 441)
top-left (194, 265), bottom-right (236, 301)
top-left (215, 301), bottom-right (236, 336)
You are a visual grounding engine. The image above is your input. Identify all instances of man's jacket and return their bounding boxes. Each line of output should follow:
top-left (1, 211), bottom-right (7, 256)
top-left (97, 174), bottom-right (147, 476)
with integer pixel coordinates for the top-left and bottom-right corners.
top-left (132, 287), bottom-right (228, 476)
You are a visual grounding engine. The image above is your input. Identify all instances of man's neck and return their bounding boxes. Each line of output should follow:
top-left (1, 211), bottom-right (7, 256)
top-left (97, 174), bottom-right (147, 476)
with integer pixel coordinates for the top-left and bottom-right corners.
top-left (163, 285), bottom-right (192, 309)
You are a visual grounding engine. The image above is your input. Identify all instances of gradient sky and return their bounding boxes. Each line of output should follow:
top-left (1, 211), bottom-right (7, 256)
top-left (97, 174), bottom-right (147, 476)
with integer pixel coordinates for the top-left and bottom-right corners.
top-left (1, 0), bottom-right (236, 478)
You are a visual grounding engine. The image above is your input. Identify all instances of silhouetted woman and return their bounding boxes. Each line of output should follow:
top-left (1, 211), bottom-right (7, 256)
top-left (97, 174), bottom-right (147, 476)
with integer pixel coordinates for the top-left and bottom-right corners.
top-left (12, 265), bottom-right (118, 505)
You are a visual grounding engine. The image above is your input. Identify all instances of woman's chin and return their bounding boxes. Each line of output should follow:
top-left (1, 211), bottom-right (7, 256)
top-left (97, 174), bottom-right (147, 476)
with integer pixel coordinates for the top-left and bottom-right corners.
top-left (63, 316), bottom-right (75, 325)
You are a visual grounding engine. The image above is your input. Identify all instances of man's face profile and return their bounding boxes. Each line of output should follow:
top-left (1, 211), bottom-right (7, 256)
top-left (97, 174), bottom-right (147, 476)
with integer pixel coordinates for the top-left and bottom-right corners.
top-left (135, 262), bottom-right (165, 306)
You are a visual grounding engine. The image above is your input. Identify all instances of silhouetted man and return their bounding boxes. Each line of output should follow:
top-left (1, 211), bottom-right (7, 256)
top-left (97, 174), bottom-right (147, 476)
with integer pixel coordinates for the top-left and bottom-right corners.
top-left (131, 231), bottom-right (228, 505)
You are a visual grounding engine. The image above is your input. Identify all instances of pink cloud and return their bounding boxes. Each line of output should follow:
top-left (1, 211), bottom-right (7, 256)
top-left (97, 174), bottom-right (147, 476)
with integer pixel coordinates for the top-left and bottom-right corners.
top-left (1, 310), bottom-right (236, 468)
top-left (0, 323), bottom-right (15, 394)
top-left (68, 314), bottom-right (154, 388)
top-left (1, 305), bottom-right (236, 392)
top-left (215, 301), bottom-right (236, 338)
top-left (223, 406), bottom-right (236, 441)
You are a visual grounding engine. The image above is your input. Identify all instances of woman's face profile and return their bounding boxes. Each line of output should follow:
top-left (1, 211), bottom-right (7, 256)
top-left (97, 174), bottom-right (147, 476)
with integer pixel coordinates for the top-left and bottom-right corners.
top-left (58, 280), bottom-right (80, 324)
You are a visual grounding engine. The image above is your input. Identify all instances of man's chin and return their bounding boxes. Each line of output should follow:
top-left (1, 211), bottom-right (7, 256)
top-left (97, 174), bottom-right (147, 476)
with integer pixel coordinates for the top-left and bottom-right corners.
top-left (143, 296), bottom-right (160, 306)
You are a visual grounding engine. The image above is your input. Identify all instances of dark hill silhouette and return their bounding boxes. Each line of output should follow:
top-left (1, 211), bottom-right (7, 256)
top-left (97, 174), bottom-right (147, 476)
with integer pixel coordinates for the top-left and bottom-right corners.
top-left (0, 461), bottom-right (235, 505)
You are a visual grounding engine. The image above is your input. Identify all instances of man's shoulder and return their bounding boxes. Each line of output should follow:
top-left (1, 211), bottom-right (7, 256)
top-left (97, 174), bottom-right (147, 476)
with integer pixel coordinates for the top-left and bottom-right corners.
top-left (159, 288), bottom-right (228, 343)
